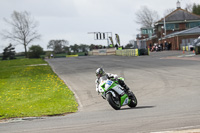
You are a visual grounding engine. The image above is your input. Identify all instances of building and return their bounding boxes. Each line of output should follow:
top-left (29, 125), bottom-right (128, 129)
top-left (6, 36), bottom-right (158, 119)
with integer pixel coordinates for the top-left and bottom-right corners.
top-left (137, 27), bottom-right (154, 40)
top-left (138, 1), bottom-right (200, 50)
top-left (161, 25), bottom-right (200, 50)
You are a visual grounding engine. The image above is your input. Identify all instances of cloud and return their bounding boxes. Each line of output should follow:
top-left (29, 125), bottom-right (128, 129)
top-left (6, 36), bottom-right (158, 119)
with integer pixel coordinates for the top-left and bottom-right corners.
top-left (0, 0), bottom-right (79, 18)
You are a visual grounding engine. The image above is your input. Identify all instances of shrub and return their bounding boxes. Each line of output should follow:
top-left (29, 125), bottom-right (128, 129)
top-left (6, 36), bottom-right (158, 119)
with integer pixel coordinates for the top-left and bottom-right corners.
top-left (28, 45), bottom-right (44, 58)
top-left (2, 44), bottom-right (16, 60)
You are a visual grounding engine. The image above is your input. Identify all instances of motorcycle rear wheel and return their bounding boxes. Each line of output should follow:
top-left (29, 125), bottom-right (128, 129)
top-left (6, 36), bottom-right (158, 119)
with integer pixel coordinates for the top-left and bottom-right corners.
top-left (107, 93), bottom-right (121, 110)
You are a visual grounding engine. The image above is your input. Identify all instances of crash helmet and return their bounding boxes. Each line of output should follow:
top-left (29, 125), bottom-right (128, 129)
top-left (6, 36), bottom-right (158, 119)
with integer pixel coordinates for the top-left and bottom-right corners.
top-left (96, 68), bottom-right (105, 78)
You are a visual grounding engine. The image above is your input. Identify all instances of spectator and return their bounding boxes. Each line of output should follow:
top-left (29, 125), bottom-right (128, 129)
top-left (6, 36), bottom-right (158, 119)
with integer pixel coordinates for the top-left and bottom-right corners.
top-left (165, 41), bottom-right (168, 50)
top-left (168, 42), bottom-right (172, 50)
top-left (160, 43), bottom-right (163, 51)
top-left (149, 43), bottom-right (152, 50)
top-left (115, 44), bottom-right (118, 50)
top-left (50, 53), bottom-right (54, 59)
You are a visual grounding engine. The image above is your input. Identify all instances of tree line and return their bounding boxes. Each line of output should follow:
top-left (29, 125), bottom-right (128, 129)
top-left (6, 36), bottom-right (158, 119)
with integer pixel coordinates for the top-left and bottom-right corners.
top-left (46, 40), bottom-right (116, 54)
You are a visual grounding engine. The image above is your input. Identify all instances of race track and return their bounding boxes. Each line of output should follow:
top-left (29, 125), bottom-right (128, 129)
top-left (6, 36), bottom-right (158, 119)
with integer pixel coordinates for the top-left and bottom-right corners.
top-left (1, 51), bottom-right (200, 133)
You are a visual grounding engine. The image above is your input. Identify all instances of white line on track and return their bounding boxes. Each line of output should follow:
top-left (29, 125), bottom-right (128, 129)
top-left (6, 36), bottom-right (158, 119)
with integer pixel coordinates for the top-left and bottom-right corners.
top-left (151, 125), bottom-right (200, 133)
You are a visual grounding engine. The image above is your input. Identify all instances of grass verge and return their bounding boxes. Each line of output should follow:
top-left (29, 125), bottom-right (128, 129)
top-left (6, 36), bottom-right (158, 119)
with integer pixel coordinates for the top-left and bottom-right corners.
top-left (0, 59), bottom-right (78, 120)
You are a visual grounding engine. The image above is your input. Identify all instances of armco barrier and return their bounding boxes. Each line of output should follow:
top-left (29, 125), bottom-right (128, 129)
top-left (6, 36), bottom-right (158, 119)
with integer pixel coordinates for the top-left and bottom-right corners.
top-left (66, 55), bottom-right (78, 57)
top-left (116, 49), bottom-right (139, 56)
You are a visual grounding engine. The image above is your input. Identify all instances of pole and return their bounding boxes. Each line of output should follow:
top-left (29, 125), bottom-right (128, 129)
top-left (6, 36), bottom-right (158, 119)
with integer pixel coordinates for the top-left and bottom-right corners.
top-left (164, 17), bottom-right (166, 36)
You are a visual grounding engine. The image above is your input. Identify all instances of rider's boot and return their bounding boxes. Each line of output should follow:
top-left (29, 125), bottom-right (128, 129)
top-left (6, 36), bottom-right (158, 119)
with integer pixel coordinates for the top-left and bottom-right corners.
top-left (123, 85), bottom-right (134, 99)
top-left (118, 79), bottom-right (134, 99)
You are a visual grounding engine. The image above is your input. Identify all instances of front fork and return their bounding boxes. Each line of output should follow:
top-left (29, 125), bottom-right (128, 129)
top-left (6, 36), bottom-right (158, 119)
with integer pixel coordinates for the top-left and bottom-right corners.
top-left (120, 94), bottom-right (131, 106)
top-left (102, 91), bottom-right (130, 106)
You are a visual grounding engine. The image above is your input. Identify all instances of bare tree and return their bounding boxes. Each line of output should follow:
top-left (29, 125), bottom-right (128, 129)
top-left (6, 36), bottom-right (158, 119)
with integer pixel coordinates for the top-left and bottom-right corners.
top-left (47, 40), bottom-right (69, 53)
top-left (185, 3), bottom-right (193, 12)
top-left (164, 8), bottom-right (175, 16)
top-left (1, 11), bottom-right (41, 57)
top-left (135, 6), bottom-right (159, 27)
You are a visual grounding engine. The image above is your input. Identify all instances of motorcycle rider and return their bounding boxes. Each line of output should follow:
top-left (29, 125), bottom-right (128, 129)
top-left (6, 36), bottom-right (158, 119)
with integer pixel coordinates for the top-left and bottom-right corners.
top-left (95, 67), bottom-right (133, 99)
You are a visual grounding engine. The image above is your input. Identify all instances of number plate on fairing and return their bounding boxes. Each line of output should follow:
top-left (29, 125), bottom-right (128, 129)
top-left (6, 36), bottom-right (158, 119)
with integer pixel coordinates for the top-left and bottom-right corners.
top-left (104, 80), bottom-right (113, 91)
top-left (123, 98), bottom-right (129, 105)
top-left (106, 80), bottom-right (113, 85)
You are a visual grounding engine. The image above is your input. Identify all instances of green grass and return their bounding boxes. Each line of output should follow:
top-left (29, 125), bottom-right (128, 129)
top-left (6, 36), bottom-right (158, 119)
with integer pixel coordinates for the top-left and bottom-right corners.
top-left (0, 59), bottom-right (78, 120)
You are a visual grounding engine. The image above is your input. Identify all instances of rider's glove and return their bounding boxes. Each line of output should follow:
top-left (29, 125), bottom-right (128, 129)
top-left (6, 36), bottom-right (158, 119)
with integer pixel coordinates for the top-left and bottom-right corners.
top-left (108, 75), bottom-right (118, 81)
top-left (95, 79), bottom-right (99, 84)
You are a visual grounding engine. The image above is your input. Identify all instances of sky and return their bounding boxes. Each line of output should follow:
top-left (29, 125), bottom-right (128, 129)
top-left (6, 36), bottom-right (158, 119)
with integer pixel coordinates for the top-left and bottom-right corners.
top-left (0, 0), bottom-right (199, 53)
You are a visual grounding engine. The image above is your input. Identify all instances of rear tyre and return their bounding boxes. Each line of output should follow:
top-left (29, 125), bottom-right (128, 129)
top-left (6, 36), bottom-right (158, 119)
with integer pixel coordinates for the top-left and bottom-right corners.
top-left (128, 93), bottom-right (137, 108)
top-left (107, 93), bottom-right (121, 110)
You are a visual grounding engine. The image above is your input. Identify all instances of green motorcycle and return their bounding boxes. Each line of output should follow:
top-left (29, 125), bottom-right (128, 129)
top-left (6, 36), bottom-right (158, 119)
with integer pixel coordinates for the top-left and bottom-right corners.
top-left (98, 78), bottom-right (137, 110)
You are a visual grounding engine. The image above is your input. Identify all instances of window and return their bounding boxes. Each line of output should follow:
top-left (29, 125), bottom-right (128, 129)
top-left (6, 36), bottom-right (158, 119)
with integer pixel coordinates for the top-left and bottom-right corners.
top-left (186, 22), bottom-right (200, 28)
top-left (175, 24), bottom-right (179, 29)
top-left (141, 29), bottom-right (153, 34)
top-left (166, 24), bottom-right (179, 30)
top-left (141, 29), bottom-right (148, 34)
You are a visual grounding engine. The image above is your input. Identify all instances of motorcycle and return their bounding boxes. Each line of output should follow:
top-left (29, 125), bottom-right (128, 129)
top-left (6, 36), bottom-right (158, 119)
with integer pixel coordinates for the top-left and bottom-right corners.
top-left (97, 77), bottom-right (137, 110)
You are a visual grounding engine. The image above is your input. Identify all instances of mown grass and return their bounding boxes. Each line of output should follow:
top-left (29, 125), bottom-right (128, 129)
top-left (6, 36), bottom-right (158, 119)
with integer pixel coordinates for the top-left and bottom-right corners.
top-left (0, 59), bottom-right (78, 120)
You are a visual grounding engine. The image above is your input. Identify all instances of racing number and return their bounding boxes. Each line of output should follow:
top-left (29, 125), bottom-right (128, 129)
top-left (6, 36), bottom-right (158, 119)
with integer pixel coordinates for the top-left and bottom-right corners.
top-left (106, 80), bottom-right (112, 86)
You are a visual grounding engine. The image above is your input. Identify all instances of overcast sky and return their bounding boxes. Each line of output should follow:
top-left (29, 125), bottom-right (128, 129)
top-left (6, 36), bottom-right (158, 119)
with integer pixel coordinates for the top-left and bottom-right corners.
top-left (0, 0), bottom-right (199, 53)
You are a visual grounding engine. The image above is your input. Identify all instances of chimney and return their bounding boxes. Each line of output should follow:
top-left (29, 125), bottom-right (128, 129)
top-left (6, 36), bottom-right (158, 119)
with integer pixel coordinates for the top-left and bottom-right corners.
top-left (176, 0), bottom-right (181, 9)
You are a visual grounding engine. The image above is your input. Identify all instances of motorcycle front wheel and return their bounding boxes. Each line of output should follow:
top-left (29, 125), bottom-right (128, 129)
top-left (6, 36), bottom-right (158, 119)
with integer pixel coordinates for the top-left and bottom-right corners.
top-left (107, 93), bottom-right (121, 110)
top-left (128, 93), bottom-right (137, 108)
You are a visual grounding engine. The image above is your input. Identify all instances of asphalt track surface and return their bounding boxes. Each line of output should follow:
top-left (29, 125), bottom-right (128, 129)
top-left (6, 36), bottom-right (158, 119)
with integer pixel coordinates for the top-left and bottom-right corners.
top-left (1, 51), bottom-right (200, 133)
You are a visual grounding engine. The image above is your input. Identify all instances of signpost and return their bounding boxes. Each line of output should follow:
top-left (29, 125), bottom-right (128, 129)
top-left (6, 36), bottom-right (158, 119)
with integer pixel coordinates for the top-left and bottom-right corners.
top-left (88, 32), bottom-right (113, 46)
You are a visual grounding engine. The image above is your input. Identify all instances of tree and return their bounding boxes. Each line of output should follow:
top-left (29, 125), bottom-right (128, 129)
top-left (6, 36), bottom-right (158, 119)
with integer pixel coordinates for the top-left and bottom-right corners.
top-left (2, 44), bottom-right (16, 60)
top-left (62, 46), bottom-right (70, 54)
top-left (164, 8), bottom-right (175, 16)
top-left (28, 45), bottom-right (44, 58)
top-left (192, 3), bottom-right (200, 15)
top-left (124, 43), bottom-right (134, 49)
top-left (79, 44), bottom-right (89, 52)
top-left (89, 44), bottom-right (95, 51)
top-left (70, 44), bottom-right (79, 53)
top-left (185, 3), bottom-right (193, 12)
top-left (47, 40), bottom-right (69, 53)
top-left (135, 6), bottom-right (159, 27)
top-left (1, 11), bottom-right (41, 58)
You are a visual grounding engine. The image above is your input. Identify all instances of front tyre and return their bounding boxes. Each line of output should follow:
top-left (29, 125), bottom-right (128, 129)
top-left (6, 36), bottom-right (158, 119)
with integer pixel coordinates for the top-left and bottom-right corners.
top-left (107, 93), bottom-right (121, 110)
top-left (128, 93), bottom-right (137, 108)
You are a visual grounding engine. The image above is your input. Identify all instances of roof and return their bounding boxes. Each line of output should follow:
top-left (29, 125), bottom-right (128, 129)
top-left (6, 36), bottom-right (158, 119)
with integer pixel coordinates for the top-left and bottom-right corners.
top-left (140, 27), bottom-right (154, 30)
top-left (163, 26), bottom-right (200, 39)
top-left (157, 8), bottom-right (200, 23)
